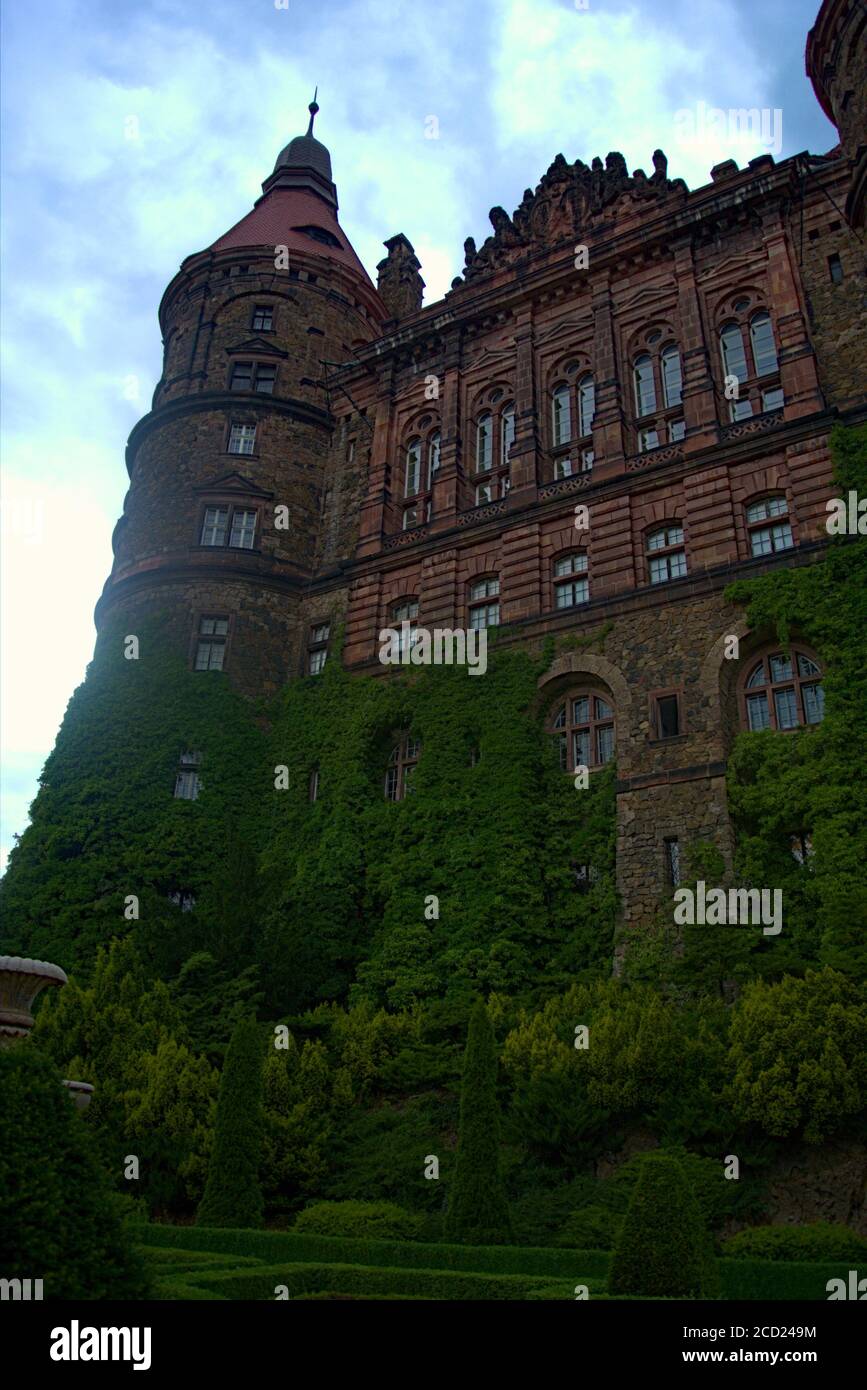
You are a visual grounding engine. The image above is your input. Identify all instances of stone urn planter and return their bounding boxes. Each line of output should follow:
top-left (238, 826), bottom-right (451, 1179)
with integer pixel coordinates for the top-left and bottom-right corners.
top-left (0, 955), bottom-right (93, 1108)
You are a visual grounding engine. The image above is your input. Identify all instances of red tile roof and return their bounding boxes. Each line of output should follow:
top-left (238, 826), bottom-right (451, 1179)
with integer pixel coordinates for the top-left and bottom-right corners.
top-left (211, 189), bottom-right (373, 286)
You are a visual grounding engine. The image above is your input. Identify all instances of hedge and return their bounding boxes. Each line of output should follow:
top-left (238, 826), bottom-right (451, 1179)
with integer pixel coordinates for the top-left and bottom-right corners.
top-left (719, 1259), bottom-right (858, 1301)
top-left (721, 1223), bottom-right (867, 1264)
top-left (174, 1261), bottom-right (578, 1301)
top-left (138, 1222), bottom-right (610, 1278)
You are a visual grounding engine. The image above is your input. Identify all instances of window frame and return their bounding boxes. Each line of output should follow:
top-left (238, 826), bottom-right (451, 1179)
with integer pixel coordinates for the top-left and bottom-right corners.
top-left (745, 495), bottom-right (794, 559)
top-left (548, 689), bottom-right (616, 772)
top-left (738, 645), bottom-right (824, 733)
top-left (646, 523), bottom-right (687, 585)
top-left (193, 614), bottom-right (230, 672)
top-left (384, 733), bottom-right (421, 801)
top-left (229, 360), bottom-right (278, 394)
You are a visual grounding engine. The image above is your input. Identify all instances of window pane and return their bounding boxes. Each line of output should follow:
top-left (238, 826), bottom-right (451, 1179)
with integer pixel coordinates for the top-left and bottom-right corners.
top-left (731, 398), bottom-right (754, 421)
top-left (230, 363), bottom-right (253, 390)
top-left (572, 696), bottom-right (589, 723)
top-left (649, 555), bottom-right (668, 584)
top-left (633, 356), bottom-right (656, 416)
top-left (762, 387), bottom-right (784, 412)
top-left (384, 766), bottom-right (399, 801)
top-left (750, 526), bottom-right (773, 557)
top-left (428, 432), bottom-right (441, 483)
top-left (648, 528), bottom-right (666, 552)
top-left (596, 725), bottom-right (615, 764)
top-left (255, 364), bottom-right (276, 393)
top-left (668, 418), bottom-right (685, 442)
top-left (578, 377), bottom-right (595, 436)
top-left (552, 386), bottom-right (571, 445)
top-left (595, 697), bottom-right (613, 720)
top-left (556, 579), bottom-right (588, 608)
top-left (720, 325), bottom-right (748, 382)
top-left (553, 704), bottom-right (566, 729)
top-left (669, 550), bottom-right (687, 579)
top-left (768, 496), bottom-right (788, 517)
top-left (556, 732), bottom-right (567, 770)
top-left (745, 661), bottom-right (766, 689)
top-left (639, 428), bottom-right (659, 452)
top-left (661, 347), bottom-right (682, 407)
top-left (405, 440), bottom-right (421, 496)
top-left (774, 687), bottom-right (798, 729)
top-left (309, 649), bottom-right (327, 674)
top-left (501, 406), bottom-right (515, 464)
top-left (201, 507), bottom-right (228, 546)
top-left (802, 683), bottom-right (824, 725)
top-left (573, 730), bottom-right (590, 767)
top-left (230, 510), bottom-right (257, 548)
top-left (555, 552), bottom-right (587, 577)
top-left (476, 413), bottom-right (492, 470)
top-left (747, 693), bottom-right (770, 730)
top-left (393, 599), bottom-right (419, 622)
top-left (475, 482), bottom-right (493, 505)
top-left (750, 312), bottom-right (778, 376)
top-left (797, 654), bottom-right (820, 678)
top-left (771, 523), bottom-right (793, 552)
top-left (554, 457), bottom-right (573, 479)
top-left (769, 653), bottom-right (792, 683)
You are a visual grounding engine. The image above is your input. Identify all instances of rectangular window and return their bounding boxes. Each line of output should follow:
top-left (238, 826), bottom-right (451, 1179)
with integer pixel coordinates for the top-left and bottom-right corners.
top-left (252, 306), bottom-right (273, 331)
top-left (230, 362), bottom-right (254, 391)
top-left (746, 692), bottom-right (771, 730)
top-left (195, 617), bottom-right (228, 671)
top-left (200, 507), bottom-right (228, 546)
top-left (309, 648), bottom-right (327, 675)
top-left (802, 683), bottom-right (824, 725)
top-left (384, 766), bottom-right (400, 801)
top-left (228, 423), bottom-right (257, 455)
top-left (254, 364), bottom-right (276, 394)
top-left (639, 428), bottom-right (659, 453)
top-left (573, 730), bottom-right (590, 767)
top-left (310, 623), bottom-right (330, 645)
top-left (774, 687), bottom-right (798, 730)
top-left (581, 449), bottom-right (594, 471)
top-left (665, 838), bottom-right (681, 887)
top-left (229, 509), bottom-right (257, 548)
top-left (469, 602), bottom-right (499, 630)
top-left (828, 253), bottom-right (843, 284)
top-left (668, 419), bottom-right (685, 443)
top-left (654, 694), bottom-right (681, 739)
top-left (403, 506), bottom-right (419, 529)
top-left (475, 482), bottom-right (494, 505)
top-left (761, 387), bottom-right (784, 413)
top-left (555, 577), bottom-right (589, 609)
top-left (174, 769), bottom-right (201, 800)
top-left (596, 726), bottom-right (615, 764)
top-left (730, 398), bottom-right (754, 421)
top-left (554, 457), bottom-right (573, 480)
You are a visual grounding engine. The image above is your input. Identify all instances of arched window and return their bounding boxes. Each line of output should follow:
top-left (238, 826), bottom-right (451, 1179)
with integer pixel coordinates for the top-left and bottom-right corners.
top-left (468, 576), bottom-right (500, 629)
top-left (749, 311), bottom-right (778, 376)
top-left (661, 346), bottom-right (682, 407)
top-left (552, 384), bottom-right (572, 445)
top-left (553, 552), bottom-right (589, 609)
top-left (741, 648), bottom-right (824, 731)
top-left (633, 355), bottom-right (656, 416)
top-left (385, 734), bottom-right (421, 800)
top-left (476, 413), bottom-right (493, 471)
top-left (647, 524), bottom-right (687, 583)
top-left (404, 438), bottom-right (421, 497)
top-left (577, 376), bottom-right (595, 437)
top-left (428, 431), bottom-right (441, 485)
top-left (746, 496), bottom-right (793, 557)
top-left (550, 692), bottom-right (615, 770)
top-left (501, 404), bottom-right (515, 467)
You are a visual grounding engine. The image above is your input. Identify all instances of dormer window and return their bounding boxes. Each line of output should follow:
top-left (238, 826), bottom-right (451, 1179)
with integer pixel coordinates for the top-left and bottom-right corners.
top-left (292, 225), bottom-right (342, 249)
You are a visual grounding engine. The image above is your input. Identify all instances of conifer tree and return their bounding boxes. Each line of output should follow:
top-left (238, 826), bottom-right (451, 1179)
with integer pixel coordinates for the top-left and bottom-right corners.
top-left (608, 1151), bottom-right (718, 1297)
top-left (445, 1001), bottom-right (512, 1245)
top-left (196, 1015), bottom-right (264, 1228)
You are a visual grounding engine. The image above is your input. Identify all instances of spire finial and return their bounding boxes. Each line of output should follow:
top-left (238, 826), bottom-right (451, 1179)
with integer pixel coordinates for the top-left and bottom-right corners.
top-left (306, 87), bottom-right (319, 137)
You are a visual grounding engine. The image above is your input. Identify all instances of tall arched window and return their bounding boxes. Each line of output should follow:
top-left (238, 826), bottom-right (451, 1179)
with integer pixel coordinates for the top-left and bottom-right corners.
top-left (720, 323), bottom-right (749, 383)
top-left (577, 376), bottom-right (595, 438)
top-left (476, 413), bottom-right (493, 471)
top-left (385, 734), bottom-right (421, 800)
top-left (552, 384), bottom-right (572, 445)
top-left (633, 355), bottom-right (656, 416)
top-left (647, 524), bottom-right (687, 583)
top-left (550, 692), bottom-right (615, 770)
top-left (749, 311), bottom-right (779, 376)
top-left (405, 438), bottom-right (421, 497)
top-left (501, 404), bottom-right (515, 467)
top-left (661, 346), bottom-right (682, 407)
top-left (427, 431), bottom-right (441, 486)
top-left (740, 648), bottom-right (824, 731)
top-left (392, 597), bottom-right (420, 658)
top-left (553, 552), bottom-right (589, 609)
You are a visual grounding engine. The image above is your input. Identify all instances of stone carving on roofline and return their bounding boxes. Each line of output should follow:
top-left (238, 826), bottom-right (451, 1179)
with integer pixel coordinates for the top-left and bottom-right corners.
top-left (452, 149), bottom-right (688, 288)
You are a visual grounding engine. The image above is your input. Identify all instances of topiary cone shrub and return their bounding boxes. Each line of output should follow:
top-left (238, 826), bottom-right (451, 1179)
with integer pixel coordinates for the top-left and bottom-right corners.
top-left (607, 1151), bottom-right (718, 1298)
top-left (196, 1016), bottom-right (264, 1229)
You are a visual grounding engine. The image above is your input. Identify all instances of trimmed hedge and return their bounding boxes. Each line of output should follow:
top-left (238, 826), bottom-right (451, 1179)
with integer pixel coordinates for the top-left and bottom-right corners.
top-left (608, 1153), bottom-right (716, 1298)
top-left (138, 1221), bottom-right (610, 1279)
top-left (721, 1223), bottom-right (867, 1264)
top-left (177, 1261), bottom-right (577, 1301)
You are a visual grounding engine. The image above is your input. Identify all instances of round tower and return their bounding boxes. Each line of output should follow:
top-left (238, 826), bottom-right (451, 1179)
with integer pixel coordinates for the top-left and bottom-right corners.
top-left (96, 100), bottom-right (388, 694)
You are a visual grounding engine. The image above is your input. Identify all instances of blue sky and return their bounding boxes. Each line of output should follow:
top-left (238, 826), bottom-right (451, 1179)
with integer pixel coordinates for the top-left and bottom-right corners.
top-left (0, 0), bottom-right (836, 871)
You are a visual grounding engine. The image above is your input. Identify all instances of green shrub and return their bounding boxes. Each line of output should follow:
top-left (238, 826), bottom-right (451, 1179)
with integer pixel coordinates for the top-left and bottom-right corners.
top-left (0, 1046), bottom-right (150, 1299)
top-left (719, 1258), bottom-right (858, 1301)
top-left (608, 1153), bottom-right (717, 1298)
top-left (197, 1017), bottom-right (264, 1229)
top-left (722, 1223), bottom-right (867, 1264)
top-left (183, 1261), bottom-right (577, 1301)
top-left (557, 1206), bottom-right (617, 1250)
top-left (294, 1201), bottom-right (423, 1241)
top-left (445, 1002), bottom-right (512, 1245)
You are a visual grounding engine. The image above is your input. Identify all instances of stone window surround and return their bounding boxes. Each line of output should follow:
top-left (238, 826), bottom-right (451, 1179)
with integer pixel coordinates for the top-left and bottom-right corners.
top-left (224, 417), bottom-right (260, 457)
top-left (643, 520), bottom-right (688, 587)
top-left (188, 610), bottom-right (236, 672)
top-left (195, 500), bottom-right (263, 552)
top-left (714, 297), bottom-right (782, 421)
top-left (742, 491), bottom-right (797, 561)
top-left (648, 686), bottom-right (687, 743)
top-left (547, 687), bottom-right (617, 772)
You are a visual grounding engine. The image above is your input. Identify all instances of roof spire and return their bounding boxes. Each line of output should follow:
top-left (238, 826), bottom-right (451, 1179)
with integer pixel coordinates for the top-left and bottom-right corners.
top-left (306, 88), bottom-right (319, 137)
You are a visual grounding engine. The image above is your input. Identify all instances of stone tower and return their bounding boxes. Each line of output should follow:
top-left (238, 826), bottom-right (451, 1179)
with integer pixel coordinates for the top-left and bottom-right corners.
top-left (95, 100), bottom-right (388, 695)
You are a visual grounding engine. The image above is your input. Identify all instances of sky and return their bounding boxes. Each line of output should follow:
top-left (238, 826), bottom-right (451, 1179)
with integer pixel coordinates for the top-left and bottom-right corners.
top-left (0, 0), bottom-right (837, 873)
